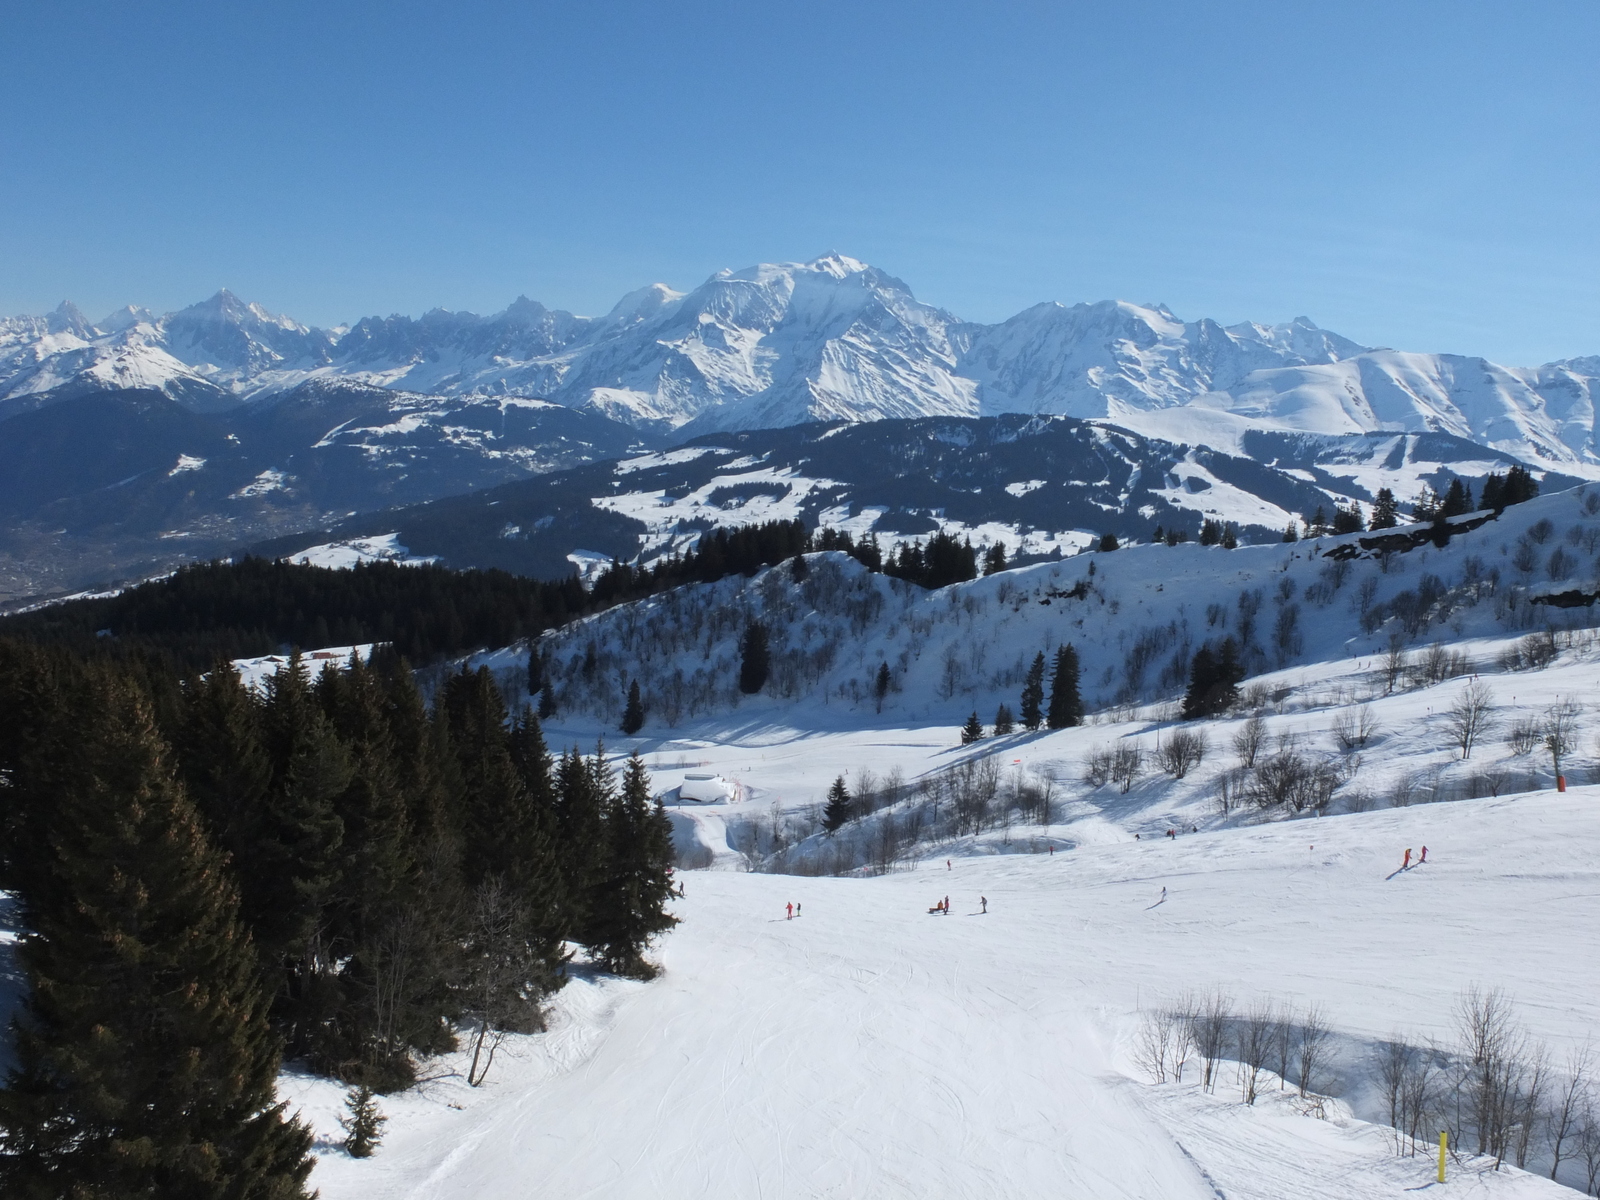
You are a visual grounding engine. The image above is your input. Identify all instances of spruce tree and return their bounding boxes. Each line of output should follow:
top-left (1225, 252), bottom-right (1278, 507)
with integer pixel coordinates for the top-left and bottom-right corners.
top-left (537, 681), bottom-right (557, 719)
top-left (526, 642), bottom-right (543, 698)
top-left (961, 711), bottom-right (985, 744)
top-left (339, 1086), bottom-right (386, 1158)
top-left (791, 552), bottom-right (809, 583)
top-left (993, 704), bottom-right (1015, 735)
top-left (0, 665), bottom-right (315, 1199)
top-left (255, 655), bottom-right (350, 1044)
top-left (1097, 533), bottom-right (1119, 552)
top-left (1181, 638), bottom-right (1244, 719)
top-left (1020, 652), bottom-right (1046, 731)
top-left (589, 754), bottom-right (677, 977)
top-left (1046, 644), bottom-right (1082, 730)
top-left (620, 679), bottom-right (644, 735)
top-left (822, 775), bottom-right (852, 834)
top-left (1441, 478), bottom-right (1472, 518)
top-left (556, 746), bottom-right (611, 948)
top-left (1282, 522), bottom-right (1298, 543)
top-left (1370, 487), bottom-right (1399, 529)
top-left (982, 542), bottom-right (1008, 575)
top-left (738, 621), bottom-right (770, 695)
top-left (874, 661), bottom-right (891, 712)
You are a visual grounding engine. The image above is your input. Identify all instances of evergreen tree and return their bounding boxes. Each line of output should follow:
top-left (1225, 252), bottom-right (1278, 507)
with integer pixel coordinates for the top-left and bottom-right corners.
top-left (873, 661), bottom-right (890, 712)
top-left (1504, 464), bottom-right (1539, 506)
top-left (556, 746), bottom-right (611, 947)
top-left (993, 704), bottom-right (1015, 735)
top-left (1282, 522), bottom-right (1299, 543)
top-left (738, 621), bottom-right (770, 695)
top-left (1412, 485), bottom-right (1442, 522)
top-left (173, 663), bottom-right (272, 880)
top-left (1221, 524), bottom-right (1239, 550)
top-left (537, 681), bottom-right (557, 719)
top-left (1305, 506), bottom-right (1328, 537)
top-left (254, 656), bottom-right (350, 1044)
top-left (1097, 533), bottom-right (1119, 552)
top-left (1440, 478), bottom-right (1472, 518)
top-left (961, 711), bottom-right (985, 744)
top-left (1479, 472), bottom-right (1504, 512)
top-left (0, 663), bottom-right (315, 1199)
top-left (526, 642), bottom-right (543, 698)
top-left (982, 542), bottom-right (1008, 575)
top-left (790, 552), bottom-right (809, 583)
top-left (1199, 519), bottom-right (1223, 546)
top-left (1370, 487), bottom-right (1400, 529)
top-left (1180, 638), bottom-right (1244, 719)
top-left (339, 1086), bottom-right (386, 1158)
top-left (1046, 644), bottom-right (1083, 730)
top-left (1020, 652), bottom-right (1046, 731)
top-left (589, 754), bottom-right (677, 977)
top-left (822, 775), bottom-right (852, 834)
top-left (1332, 502), bottom-right (1366, 534)
top-left (620, 679), bottom-right (644, 735)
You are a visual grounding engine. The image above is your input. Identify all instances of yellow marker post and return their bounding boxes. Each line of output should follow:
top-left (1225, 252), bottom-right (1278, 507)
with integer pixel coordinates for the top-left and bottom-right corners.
top-left (1437, 1130), bottom-right (1447, 1183)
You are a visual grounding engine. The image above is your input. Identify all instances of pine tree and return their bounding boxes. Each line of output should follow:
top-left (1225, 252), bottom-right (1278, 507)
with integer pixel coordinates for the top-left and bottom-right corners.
top-left (1097, 533), bottom-right (1119, 552)
top-left (961, 711), bottom-right (985, 744)
top-left (982, 542), bottom-right (1008, 575)
top-left (738, 621), bottom-right (770, 695)
top-left (1020, 652), bottom-right (1046, 731)
top-left (1441, 478), bottom-right (1472, 518)
top-left (526, 642), bottom-right (543, 698)
top-left (1221, 524), bottom-right (1239, 550)
top-left (620, 679), bottom-right (644, 735)
top-left (1282, 522), bottom-right (1298, 543)
top-left (255, 655), bottom-right (350, 1044)
top-left (1332, 502), bottom-right (1366, 534)
top-left (874, 661), bottom-right (890, 712)
top-left (822, 775), bottom-right (852, 834)
top-left (1370, 487), bottom-right (1399, 529)
top-left (791, 552), bottom-right (809, 583)
top-left (1181, 638), bottom-right (1244, 719)
top-left (556, 746), bottom-right (611, 948)
top-left (993, 704), bottom-right (1015, 735)
top-left (0, 663), bottom-right (315, 1199)
top-left (1046, 644), bottom-right (1082, 729)
top-left (1503, 464), bottom-right (1539, 506)
top-left (589, 754), bottom-right (677, 977)
top-left (537, 681), bottom-right (557, 719)
top-left (339, 1086), bottom-right (386, 1158)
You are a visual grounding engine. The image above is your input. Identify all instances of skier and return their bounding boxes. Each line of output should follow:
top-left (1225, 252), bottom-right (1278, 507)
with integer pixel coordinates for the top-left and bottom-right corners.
top-left (980, 896), bottom-right (987, 914)
top-left (1160, 886), bottom-right (1167, 903)
top-left (1048, 844), bottom-right (1054, 855)
top-left (1419, 845), bottom-right (1428, 864)
top-left (947, 859), bottom-right (952, 871)
top-left (944, 895), bottom-right (950, 915)
top-left (1402, 848), bottom-right (1411, 870)
top-left (796, 902), bottom-right (802, 917)
top-left (786, 902), bottom-right (793, 920)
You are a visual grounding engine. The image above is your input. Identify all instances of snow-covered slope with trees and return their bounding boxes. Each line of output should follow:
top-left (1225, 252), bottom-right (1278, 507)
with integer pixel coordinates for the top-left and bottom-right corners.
top-left (6, 257), bottom-right (1597, 471)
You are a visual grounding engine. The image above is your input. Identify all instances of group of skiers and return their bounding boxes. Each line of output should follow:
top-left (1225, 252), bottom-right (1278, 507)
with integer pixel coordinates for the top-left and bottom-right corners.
top-left (924, 895), bottom-right (988, 915)
top-left (1401, 846), bottom-right (1429, 870)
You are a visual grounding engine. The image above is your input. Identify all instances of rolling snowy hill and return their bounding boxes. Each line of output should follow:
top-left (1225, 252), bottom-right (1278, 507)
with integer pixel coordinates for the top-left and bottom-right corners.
top-left (6, 257), bottom-right (1597, 472)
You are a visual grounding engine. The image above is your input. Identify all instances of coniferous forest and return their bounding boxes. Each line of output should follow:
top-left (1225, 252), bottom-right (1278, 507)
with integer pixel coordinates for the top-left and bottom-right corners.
top-left (0, 637), bottom-right (676, 1197)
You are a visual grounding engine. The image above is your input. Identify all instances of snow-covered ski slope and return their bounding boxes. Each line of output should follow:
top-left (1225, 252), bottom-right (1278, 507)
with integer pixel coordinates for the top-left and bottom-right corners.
top-left (288, 786), bottom-right (1594, 1198)
top-left (251, 487), bottom-right (1600, 1196)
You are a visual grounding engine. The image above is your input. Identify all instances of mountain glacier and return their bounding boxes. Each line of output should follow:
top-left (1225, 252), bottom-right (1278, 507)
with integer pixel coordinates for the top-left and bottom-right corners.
top-left (4, 254), bottom-right (1596, 472)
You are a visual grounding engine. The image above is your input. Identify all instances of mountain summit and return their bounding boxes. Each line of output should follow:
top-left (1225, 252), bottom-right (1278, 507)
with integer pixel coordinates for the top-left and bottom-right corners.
top-left (3, 255), bottom-right (1597, 471)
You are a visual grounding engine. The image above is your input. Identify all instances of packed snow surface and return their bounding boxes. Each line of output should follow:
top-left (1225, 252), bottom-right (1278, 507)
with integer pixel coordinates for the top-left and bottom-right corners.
top-left (288, 788), bottom-right (1593, 1198)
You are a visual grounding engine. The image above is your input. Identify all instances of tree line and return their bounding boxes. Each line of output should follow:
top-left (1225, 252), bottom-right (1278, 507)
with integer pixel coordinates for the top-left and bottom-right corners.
top-left (0, 639), bottom-right (676, 1197)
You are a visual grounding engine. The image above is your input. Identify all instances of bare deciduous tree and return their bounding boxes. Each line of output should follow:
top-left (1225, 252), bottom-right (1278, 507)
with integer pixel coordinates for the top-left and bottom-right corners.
top-left (1195, 992), bottom-right (1233, 1093)
top-left (1549, 1045), bottom-right (1593, 1181)
top-left (1332, 705), bottom-right (1380, 751)
top-left (1546, 698), bottom-right (1582, 779)
top-left (1446, 679), bottom-right (1494, 759)
top-left (1236, 1002), bottom-right (1274, 1105)
top-left (1158, 729), bottom-right (1207, 779)
top-left (1296, 1004), bottom-right (1333, 1098)
top-left (1232, 716), bottom-right (1266, 769)
top-left (1111, 744), bottom-right (1143, 794)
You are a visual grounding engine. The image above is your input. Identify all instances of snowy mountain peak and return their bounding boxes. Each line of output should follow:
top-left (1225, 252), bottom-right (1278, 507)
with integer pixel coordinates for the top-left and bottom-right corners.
top-left (2, 258), bottom-right (1596, 473)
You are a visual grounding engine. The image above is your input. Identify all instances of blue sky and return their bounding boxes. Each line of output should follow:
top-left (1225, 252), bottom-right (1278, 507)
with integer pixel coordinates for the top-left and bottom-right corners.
top-left (2, 1), bottom-right (1595, 364)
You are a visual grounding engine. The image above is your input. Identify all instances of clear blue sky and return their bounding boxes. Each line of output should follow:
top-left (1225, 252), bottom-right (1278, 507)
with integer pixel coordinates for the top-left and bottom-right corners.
top-left (2, 1), bottom-right (1595, 364)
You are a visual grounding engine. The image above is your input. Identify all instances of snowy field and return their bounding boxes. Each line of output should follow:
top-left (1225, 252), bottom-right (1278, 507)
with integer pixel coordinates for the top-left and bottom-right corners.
top-left (289, 786), bottom-right (1596, 1198)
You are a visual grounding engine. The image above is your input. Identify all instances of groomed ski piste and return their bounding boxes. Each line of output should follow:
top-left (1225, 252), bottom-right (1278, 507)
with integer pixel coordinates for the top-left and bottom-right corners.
top-left (271, 486), bottom-right (1600, 1196)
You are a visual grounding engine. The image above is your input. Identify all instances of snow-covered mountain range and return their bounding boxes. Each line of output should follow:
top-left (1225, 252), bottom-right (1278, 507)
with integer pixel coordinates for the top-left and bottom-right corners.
top-left (6, 255), bottom-right (1597, 472)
